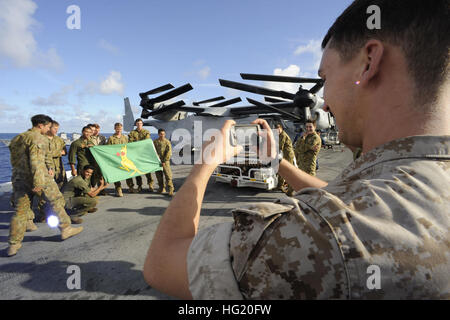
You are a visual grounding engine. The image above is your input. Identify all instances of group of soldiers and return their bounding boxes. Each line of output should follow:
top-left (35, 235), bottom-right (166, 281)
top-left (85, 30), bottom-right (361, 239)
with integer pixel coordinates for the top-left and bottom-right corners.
top-left (61, 118), bottom-right (175, 224)
top-left (7, 115), bottom-right (174, 256)
top-left (276, 119), bottom-right (322, 196)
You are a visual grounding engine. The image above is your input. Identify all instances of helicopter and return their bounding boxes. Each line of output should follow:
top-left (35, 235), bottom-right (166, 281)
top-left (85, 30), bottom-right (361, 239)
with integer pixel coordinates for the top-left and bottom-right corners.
top-left (122, 73), bottom-right (338, 149)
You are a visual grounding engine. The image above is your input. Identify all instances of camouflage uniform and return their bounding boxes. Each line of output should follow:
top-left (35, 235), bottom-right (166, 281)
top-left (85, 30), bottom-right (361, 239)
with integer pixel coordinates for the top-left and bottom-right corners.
top-left (107, 134), bottom-right (129, 190)
top-left (68, 136), bottom-right (96, 180)
top-left (126, 129), bottom-right (153, 190)
top-left (277, 130), bottom-right (295, 194)
top-left (62, 175), bottom-right (97, 217)
top-left (86, 135), bottom-right (105, 188)
top-left (188, 136), bottom-right (450, 299)
top-left (91, 135), bottom-right (107, 146)
top-left (153, 137), bottom-right (174, 193)
top-left (294, 132), bottom-right (322, 176)
top-left (37, 134), bottom-right (68, 220)
top-left (48, 135), bottom-right (68, 187)
top-left (8, 129), bottom-right (72, 245)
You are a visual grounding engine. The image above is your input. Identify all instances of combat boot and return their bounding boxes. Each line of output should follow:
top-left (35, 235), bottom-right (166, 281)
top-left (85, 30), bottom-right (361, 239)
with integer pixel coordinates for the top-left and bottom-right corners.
top-left (168, 189), bottom-right (174, 197)
top-left (87, 208), bottom-right (98, 213)
top-left (157, 188), bottom-right (166, 194)
top-left (115, 187), bottom-right (123, 197)
top-left (7, 243), bottom-right (22, 257)
top-left (148, 185), bottom-right (154, 193)
top-left (70, 216), bottom-right (83, 224)
top-left (61, 226), bottom-right (84, 240)
top-left (129, 187), bottom-right (138, 194)
top-left (137, 186), bottom-right (143, 193)
top-left (26, 220), bottom-right (38, 232)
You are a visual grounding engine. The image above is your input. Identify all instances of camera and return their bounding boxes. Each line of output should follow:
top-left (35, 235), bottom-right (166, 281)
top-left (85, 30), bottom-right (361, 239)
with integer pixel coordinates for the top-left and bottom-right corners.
top-left (230, 124), bottom-right (261, 149)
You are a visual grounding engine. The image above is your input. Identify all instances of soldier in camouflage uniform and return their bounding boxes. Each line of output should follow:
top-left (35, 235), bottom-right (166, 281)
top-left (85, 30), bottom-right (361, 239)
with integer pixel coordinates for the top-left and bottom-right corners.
top-left (143, 0), bottom-right (450, 300)
top-left (86, 124), bottom-right (105, 193)
top-left (91, 123), bottom-right (107, 146)
top-left (126, 118), bottom-right (154, 193)
top-left (68, 126), bottom-right (96, 178)
top-left (106, 123), bottom-right (128, 197)
top-left (153, 129), bottom-right (174, 197)
top-left (36, 120), bottom-right (68, 222)
top-left (275, 123), bottom-right (295, 196)
top-left (8, 115), bottom-right (83, 256)
top-left (62, 165), bottom-right (108, 224)
top-left (294, 119), bottom-right (322, 176)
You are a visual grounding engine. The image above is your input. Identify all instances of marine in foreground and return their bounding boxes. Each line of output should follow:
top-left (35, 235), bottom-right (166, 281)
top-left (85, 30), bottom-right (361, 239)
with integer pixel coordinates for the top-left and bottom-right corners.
top-left (144, 0), bottom-right (450, 299)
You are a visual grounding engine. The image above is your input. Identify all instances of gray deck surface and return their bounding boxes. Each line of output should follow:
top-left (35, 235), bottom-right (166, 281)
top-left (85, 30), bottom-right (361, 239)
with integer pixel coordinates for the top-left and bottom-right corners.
top-left (0, 146), bottom-right (352, 300)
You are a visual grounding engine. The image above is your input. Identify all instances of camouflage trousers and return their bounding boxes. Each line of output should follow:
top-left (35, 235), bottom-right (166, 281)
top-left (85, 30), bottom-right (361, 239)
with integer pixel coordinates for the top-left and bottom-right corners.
top-left (65, 196), bottom-right (97, 217)
top-left (53, 158), bottom-right (67, 187)
top-left (156, 161), bottom-right (174, 192)
top-left (91, 162), bottom-right (102, 188)
top-left (9, 180), bottom-right (72, 245)
top-left (126, 173), bottom-right (153, 188)
top-left (277, 158), bottom-right (294, 194)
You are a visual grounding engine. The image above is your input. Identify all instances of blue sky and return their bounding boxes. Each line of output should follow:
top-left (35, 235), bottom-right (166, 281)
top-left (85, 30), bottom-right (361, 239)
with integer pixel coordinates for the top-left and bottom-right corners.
top-left (0, 0), bottom-right (352, 133)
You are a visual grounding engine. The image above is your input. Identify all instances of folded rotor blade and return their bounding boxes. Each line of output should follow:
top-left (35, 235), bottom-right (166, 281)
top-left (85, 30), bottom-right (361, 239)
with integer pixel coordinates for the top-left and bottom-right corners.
top-left (150, 84), bottom-right (194, 104)
top-left (139, 84), bottom-right (175, 99)
top-left (147, 100), bottom-right (187, 117)
top-left (309, 81), bottom-right (324, 94)
top-left (264, 97), bottom-right (287, 103)
top-left (219, 79), bottom-right (295, 100)
top-left (247, 98), bottom-right (302, 121)
top-left (208, 97), bottom-right (242, 108)
top-left (241, 73), bottom-right (323, 84)
top-left (193, 96), bottom-right (225, 106)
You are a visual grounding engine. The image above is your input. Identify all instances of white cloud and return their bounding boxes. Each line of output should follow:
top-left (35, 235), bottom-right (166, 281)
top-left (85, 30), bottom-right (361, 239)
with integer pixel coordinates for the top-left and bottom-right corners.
top-left (79, 71), bottom-right (125, 97)
top-left (265, 64), bottom-right (301, 94)
top-left (0, 99), bottom-right (16, 117)
top-left (294, 39), bottom-right (323, 70)
top-left (0, 0), bottom-right (63, 71)
top-left (98, 39), bottom-right (119, 55)
top-left (198, 66), bottom-right (211, 79)
top-left (31, 85), bottom-right (73, 106)
top-left (100, 71), bottom-right (124, 95)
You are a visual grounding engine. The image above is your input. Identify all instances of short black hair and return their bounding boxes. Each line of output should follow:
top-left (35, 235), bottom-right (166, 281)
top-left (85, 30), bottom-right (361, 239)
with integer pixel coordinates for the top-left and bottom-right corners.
top-left (158, 128), bottom-right (166, 134)
top-left (82, 126), bottom-right (92, 133)
top-left (83, 165), bottom-right (95, 172)
top-left (134, 118), bottom-right (143, 125)
top-left (322, 0), bottom-right (450, 107)
top-left (51, 120), bottom-right (59, 127)
top-left (306, 119), bottom-right (317, 127)
top-left (31, 114), bottom-right (53, 127)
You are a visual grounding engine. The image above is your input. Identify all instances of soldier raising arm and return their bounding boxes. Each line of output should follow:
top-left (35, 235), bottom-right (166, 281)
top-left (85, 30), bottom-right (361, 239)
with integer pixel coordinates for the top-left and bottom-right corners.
top-left (143, 0), bottom-right (450, 300)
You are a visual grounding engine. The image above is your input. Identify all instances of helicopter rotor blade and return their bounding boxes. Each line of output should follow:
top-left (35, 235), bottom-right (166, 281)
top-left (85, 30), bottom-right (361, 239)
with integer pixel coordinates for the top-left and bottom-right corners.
top-left (149, 83), bottom-right (194, 104)
top-left (246, 98), bottom-right (302, 121)
top-left (309, 81), bottom-right (324, 94)
top-left (241, 73), bottom-right (322, 84)
top-left (264, 97), bottom-right (287, 103)
top-left (207, 97), bottom-right (242, 108)
top-left (139, 84), bottom-right (175, 99)
top-left (193, 96), bottom-right (225, 106)
top-left (219, 79), bottom-right (296, 100)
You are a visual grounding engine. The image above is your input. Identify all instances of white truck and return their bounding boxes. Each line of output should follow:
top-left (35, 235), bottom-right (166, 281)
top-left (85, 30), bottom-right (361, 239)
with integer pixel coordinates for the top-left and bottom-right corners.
top-left (212, 154), bottom-right (278, 190)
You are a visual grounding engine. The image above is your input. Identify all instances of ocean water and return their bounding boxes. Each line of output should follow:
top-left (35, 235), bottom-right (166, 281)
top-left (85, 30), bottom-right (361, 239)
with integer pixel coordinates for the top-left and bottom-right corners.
top-left (0, 133), bottom-right (159, 184)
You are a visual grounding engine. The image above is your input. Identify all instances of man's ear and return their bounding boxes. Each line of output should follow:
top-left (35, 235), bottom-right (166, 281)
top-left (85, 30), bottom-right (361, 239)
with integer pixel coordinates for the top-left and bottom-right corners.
top-left (359, 40), bottom-right (384, 86)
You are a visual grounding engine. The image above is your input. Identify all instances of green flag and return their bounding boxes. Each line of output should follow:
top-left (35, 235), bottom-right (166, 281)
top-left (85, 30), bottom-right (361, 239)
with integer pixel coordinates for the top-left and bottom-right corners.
top-left (89, 139), bottom-right (162, 183)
